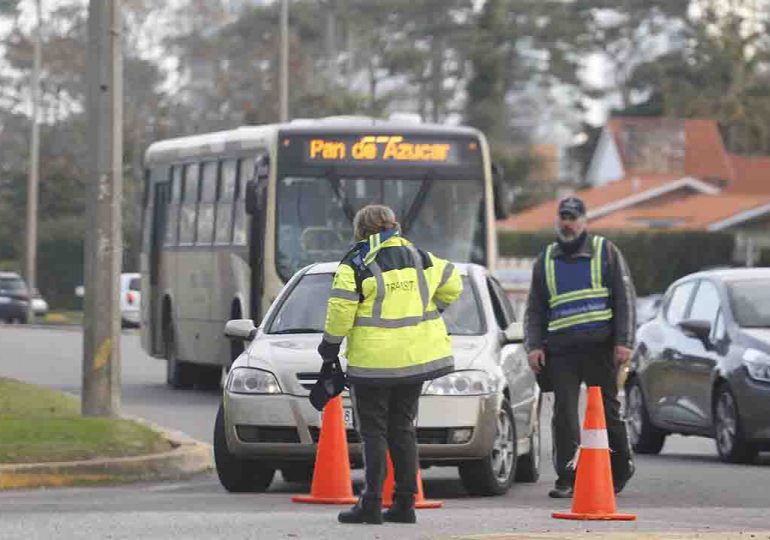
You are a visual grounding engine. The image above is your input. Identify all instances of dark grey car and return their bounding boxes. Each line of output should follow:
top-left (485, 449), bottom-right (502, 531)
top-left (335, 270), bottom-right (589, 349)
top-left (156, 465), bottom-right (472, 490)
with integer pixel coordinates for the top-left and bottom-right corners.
top-left (626, 268), bottom-right (770, 463)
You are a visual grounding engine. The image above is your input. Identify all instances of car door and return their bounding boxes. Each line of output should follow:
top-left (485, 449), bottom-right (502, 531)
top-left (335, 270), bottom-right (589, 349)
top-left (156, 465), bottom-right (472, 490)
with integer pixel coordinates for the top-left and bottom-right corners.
top-left (486, 276), bottom-right (535, 433)
top-left (673, 279), bottom-right (723, 432)
top-left (645, 280), bottom-right (697, 429)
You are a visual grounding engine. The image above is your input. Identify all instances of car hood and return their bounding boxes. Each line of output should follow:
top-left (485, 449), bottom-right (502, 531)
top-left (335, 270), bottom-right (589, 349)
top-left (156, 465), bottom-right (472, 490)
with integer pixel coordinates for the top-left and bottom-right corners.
top-left (740, 328), bottom-right (770, 349)
top-left (243, 333), bottom-right (490, 395)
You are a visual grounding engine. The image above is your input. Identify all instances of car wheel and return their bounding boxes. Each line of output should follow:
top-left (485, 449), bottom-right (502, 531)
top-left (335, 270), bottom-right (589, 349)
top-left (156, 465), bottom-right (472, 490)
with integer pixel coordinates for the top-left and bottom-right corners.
top-left (714, 384), bottom-right (758, 464)
top-left (281, 463), bottom-right (314, 485)
top-left (459, 398), bottom-right (517, 496)
top-left (214, 404), bottom-right (275, 493)
top-left (164, 322), bottom-right (195, 389)
top-left (515, 396), bottom-right (541, 483)
top-left (625, 378), bottom-right (666, 454)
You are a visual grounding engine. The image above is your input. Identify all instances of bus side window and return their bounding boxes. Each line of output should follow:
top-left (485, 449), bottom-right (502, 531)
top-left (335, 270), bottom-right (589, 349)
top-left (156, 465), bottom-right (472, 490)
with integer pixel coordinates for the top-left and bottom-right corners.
top-left (164, 165), bottom-right (182, 246)
top-left (196, 161), bottom-right (217, 246)
top-left (179, 163), bottom-right (199, 245)
top-left (233, 157), bottom-right (255, 246)
top-left (215, 159), bottom-right (237, 245)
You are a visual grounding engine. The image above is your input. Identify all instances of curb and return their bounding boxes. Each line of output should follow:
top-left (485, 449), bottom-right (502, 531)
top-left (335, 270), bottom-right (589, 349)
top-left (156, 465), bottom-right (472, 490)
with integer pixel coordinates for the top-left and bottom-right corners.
top-left (0, 422), bottom-right (213, 490)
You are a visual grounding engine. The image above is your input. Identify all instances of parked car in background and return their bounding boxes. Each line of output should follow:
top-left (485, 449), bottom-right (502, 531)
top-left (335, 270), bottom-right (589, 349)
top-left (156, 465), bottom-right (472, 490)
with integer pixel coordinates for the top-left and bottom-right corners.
top-left (30, 288), bottom-right (49, 317)
top-left (626, 268), bottom-right (770, 463)
top-left (120, 272), bottom-right (141, 327)
top-left (0, 272), bottom-right (29, 324)
top-left (636, 293), bottom-right (663, 327)
top-left (215, 262), bottom-right (541, 496)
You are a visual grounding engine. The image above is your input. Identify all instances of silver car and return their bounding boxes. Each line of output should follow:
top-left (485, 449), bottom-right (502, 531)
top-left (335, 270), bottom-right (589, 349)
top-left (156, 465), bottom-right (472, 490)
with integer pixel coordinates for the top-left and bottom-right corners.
top-left (214, 262), bottom-right (541, 496)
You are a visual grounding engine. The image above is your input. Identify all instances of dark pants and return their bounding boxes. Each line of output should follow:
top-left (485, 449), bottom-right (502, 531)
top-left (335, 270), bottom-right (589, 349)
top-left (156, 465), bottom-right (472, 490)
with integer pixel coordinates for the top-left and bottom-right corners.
top-left (548, 342), bottom-right (632, 489)
top-left (351, 383), bottom-right (422, 501)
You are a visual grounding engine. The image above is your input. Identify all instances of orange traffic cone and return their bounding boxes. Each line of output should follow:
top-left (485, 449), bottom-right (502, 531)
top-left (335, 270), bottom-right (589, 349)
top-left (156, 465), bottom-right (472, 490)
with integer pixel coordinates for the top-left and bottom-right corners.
top-left (381, 452), bottom-right (443, 509)
top-left (293, 395), bottom-right (358, 505)
top-left (552, 386), bottom-right (636, 521)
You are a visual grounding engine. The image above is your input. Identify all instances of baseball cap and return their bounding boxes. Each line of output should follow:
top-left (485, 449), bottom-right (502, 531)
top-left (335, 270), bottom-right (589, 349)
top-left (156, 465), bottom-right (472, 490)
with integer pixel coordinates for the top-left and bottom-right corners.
top-left (558, 196), bottom-right (586, 218)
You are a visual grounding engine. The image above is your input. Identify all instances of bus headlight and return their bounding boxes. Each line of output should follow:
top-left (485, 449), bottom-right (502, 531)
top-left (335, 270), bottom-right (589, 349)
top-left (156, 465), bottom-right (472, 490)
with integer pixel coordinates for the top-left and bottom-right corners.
top-left (227, 368), bottom-right (282, 394)
top-left (423, 370), bottom-right (497, 396)
top-left (743, 348), bottom-right (770, 383)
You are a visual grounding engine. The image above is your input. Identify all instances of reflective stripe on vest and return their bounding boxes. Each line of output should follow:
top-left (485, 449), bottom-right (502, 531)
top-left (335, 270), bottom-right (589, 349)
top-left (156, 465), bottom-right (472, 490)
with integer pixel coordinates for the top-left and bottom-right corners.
top-left (546, 236), bottom-right (612, 333)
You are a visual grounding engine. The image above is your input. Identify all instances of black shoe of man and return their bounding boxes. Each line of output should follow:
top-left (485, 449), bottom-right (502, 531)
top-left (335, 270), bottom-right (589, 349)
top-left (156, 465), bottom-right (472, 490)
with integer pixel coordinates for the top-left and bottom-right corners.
top-left (548, 485), bottom-right (574, 498)
top-left (614, 458), bottom-right (635, 494)
top-left (338, 498), bottom-right (383, 525)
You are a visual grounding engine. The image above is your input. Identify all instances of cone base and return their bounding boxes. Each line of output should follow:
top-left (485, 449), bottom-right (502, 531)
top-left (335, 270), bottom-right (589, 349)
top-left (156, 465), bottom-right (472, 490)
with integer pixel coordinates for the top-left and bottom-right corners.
top-left (292, 495), bottom-right (358, 505)
top-left (552, 511), bottom-right (637, 521)
top-left (383, 500), bottom-right (444, 509)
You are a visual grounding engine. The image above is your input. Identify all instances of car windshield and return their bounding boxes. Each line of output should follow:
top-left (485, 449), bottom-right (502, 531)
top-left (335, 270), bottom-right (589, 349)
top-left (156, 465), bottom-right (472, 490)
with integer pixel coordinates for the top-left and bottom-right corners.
top-left (727, 279), bottom-right (770, 328)
top-left (275, 176), bottom-right (485, 281)
top-left (0, 277), bottom-right (25, 292)
top-left (268, 274), bottom-right (483, 336)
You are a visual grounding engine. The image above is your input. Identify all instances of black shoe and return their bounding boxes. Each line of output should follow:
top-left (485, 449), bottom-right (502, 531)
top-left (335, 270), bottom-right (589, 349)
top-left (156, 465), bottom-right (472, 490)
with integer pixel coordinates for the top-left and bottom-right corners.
top-left (548, 485), bottom-right (574, 498)
top-left (338, 498), bottom-right (383, 525)
top-left (383, 494), bottom-right (416, 524)
top-left (614, 459), bottom-right (635, 494)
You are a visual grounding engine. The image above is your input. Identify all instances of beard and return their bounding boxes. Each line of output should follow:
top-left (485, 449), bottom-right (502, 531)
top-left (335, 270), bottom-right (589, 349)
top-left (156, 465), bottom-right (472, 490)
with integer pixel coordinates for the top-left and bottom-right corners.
top-left (557, 227), bottom-right (580, 242)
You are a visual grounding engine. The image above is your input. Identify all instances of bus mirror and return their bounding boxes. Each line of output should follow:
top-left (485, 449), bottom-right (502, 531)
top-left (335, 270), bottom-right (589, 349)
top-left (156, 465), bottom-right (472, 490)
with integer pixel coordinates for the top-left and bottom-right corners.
top-left (492, 162), bottom-right (510, 220)
top-left (245, 179), bottom-right (258, 215)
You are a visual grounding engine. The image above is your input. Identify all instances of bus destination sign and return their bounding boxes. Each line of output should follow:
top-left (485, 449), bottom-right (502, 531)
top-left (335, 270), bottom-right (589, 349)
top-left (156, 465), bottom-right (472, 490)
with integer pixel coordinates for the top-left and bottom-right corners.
top-left (300, 135), bottom-right (478, 166)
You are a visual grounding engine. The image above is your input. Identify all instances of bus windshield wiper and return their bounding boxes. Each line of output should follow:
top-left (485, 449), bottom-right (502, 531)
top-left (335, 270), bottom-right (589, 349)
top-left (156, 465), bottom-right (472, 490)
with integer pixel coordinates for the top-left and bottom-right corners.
top-left (326, 170), bottom-right (355, 222)
top-left (270, 328), bottom-right (324, 335)
top-left (401, 172), bottom-right (434, 235)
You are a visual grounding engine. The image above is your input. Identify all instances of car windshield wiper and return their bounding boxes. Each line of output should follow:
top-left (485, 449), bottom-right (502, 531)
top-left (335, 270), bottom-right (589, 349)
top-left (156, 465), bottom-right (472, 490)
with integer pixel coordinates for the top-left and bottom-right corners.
top-left (401, 172), bottom-right (433, 235)
top-left (270, 328), bottom-right (324, 335)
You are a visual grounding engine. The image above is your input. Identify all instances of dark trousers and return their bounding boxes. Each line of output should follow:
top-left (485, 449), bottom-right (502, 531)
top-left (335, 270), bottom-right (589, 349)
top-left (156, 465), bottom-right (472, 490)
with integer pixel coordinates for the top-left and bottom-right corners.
top-left (350, 383), bottom-right (422, 501)
top-left (548, 342), bottom-right (632, 488)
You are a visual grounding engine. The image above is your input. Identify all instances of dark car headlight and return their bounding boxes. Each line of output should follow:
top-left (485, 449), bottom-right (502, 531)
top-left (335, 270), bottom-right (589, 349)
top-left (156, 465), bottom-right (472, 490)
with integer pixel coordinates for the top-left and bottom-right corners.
top-left (227, 367), bottom-right (282, 394)
top-left (743, 348), bottom-right (770, 383)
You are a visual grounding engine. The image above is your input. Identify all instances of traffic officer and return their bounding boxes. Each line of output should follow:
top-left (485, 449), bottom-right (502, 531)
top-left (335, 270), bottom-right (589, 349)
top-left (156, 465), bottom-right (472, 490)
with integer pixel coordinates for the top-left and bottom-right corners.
top-left (318, 204), bottom-right (462, 525)
top-left (524, 196), bottom-right (636, 498)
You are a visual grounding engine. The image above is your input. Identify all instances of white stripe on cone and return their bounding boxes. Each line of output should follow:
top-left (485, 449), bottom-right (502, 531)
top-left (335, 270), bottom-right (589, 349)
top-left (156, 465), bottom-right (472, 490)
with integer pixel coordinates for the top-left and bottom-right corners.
top-left (566, 428), bottom-right (609, 470)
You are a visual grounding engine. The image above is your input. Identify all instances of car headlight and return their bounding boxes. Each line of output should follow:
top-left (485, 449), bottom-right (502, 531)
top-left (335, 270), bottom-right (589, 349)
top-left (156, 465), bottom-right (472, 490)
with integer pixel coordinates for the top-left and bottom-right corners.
top-left (743, 348), bottom-right (770, 383)
top-left (422, 370), bottom-right (497, 396)
top-left (227, 367), bottom-right (282, 394)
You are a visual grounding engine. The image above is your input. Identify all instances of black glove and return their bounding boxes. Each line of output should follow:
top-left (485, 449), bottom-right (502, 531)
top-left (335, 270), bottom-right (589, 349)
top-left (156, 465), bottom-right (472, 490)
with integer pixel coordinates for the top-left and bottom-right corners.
top-left (318, 338), bottom-right (341, 363)
top-left (309, 357), bottom-right (346, 411)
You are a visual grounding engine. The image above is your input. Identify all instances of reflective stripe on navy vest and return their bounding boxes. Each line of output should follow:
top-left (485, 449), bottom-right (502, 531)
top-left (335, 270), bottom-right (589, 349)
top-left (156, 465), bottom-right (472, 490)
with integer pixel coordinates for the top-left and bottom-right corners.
top-left (545, 235), bottom-right (612, 333)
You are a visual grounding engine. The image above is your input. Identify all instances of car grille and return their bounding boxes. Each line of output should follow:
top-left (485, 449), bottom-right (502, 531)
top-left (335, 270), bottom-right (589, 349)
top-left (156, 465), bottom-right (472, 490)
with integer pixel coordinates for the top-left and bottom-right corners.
top-left (308, 426), bottom-right (361, 444)
top-left (306, 427), bottom-right (465, 445)
top-left (236, 425), bottom-right (300, 443)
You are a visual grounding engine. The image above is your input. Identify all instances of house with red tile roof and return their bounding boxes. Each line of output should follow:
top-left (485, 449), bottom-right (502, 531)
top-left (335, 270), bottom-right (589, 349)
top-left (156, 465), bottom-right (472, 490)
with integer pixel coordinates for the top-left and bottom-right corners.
top-left (498, 117), bottom-right (770, 264)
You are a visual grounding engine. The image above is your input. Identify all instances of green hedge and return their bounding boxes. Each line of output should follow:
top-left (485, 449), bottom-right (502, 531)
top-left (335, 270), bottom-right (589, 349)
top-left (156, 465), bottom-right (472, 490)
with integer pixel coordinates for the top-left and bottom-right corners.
top-left (498, 230), bottom-right (736, 296)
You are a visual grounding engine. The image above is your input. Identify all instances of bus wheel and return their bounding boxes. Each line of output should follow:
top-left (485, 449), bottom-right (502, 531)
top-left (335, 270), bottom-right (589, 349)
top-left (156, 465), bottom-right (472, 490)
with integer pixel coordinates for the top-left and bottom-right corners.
top-left (165, 323), bottom-right (195, 389)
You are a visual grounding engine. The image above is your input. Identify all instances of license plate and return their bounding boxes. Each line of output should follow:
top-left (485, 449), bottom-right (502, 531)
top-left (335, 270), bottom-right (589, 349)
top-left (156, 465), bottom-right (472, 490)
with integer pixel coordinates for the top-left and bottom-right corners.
top-left (343, 407), bottom-right (355, 429)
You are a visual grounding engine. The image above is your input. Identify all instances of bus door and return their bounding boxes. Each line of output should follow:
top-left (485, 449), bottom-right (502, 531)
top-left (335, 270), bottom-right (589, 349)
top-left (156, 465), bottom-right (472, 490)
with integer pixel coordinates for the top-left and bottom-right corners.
top-left (146, 172), bottom-right (170, 356)
top-left (246, 152), bottom-right (270, 323)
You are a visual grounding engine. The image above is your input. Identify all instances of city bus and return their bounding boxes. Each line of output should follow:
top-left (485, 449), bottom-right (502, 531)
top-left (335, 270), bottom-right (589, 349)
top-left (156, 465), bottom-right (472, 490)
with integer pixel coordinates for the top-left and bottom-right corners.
top-left (140, 116), bottom-right (505, 388)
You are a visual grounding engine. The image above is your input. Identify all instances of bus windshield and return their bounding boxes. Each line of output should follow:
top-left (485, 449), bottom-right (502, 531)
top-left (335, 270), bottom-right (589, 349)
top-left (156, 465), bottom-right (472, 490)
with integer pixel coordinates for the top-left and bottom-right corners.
top-left (276, 175), bottom-right (485, 280)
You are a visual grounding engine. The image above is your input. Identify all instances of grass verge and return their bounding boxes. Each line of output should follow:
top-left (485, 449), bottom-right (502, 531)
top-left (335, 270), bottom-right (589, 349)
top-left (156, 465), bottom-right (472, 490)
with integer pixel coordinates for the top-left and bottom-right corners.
top-left (36, 311), bottom-right (83, 326)
top-left (0, 377), bottom-right (171, 464)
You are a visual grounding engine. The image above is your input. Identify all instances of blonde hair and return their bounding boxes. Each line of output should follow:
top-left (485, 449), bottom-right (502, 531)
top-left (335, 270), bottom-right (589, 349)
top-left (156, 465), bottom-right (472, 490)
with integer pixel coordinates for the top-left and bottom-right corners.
top-left (353, 205), bottom-right (400, 241)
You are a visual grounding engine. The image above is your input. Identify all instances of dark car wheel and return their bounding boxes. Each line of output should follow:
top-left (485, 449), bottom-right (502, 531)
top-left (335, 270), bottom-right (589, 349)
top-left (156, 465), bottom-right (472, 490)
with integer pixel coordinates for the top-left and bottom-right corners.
top-left (515, 396), bottom-right (541, 483)
top-left (281, 463), bottom-right (314, 485)
top-left (214, 404), bottom-right (276, 493)
top-left (714, 384), bottom-right (758, 464)
top-left (626, 378), bottom-right (666, 454)
top-left (459, 398), bottom-right (517, 496)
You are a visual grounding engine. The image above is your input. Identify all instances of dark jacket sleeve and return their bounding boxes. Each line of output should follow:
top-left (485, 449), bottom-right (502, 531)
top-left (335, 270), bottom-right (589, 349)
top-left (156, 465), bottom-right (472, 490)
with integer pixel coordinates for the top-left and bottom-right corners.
top-left (524, 252), bottom-right (548, 353)
top-left (607, 241), bottom-right (637, 348)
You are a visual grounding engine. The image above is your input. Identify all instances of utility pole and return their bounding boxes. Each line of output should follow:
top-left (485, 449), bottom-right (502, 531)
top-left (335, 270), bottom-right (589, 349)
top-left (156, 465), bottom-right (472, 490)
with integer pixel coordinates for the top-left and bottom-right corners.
top-left (279, 0), bottom-right (289, 122)
top-left (25, 0), bottom-right (42, 323)
top-left (83, 0), bottom-right (123, 418)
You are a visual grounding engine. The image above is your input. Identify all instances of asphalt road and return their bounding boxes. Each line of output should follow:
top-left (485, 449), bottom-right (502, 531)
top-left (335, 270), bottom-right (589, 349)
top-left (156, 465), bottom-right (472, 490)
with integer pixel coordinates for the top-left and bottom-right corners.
top-left (0, 325), bottom-right (769, 539)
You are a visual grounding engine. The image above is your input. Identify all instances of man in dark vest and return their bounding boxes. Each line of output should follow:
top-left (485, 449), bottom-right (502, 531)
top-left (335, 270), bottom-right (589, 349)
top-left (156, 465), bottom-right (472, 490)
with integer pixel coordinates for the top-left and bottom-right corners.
top-left (524, 196), bottom-right (636, 498)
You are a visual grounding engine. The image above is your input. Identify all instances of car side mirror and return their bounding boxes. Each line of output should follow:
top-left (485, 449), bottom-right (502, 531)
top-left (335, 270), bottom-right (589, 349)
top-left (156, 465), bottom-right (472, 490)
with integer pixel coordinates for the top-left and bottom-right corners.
top-left (225, 319), bottom-right (257, 341)
top-left (246, 153), bottom-right (269, 216)
top-left (679, 319), bottom-right (711, 344)
top-left (503, 322), bottom-right (524, 344)
top-left (491, 162), bottom-right (511, 220)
